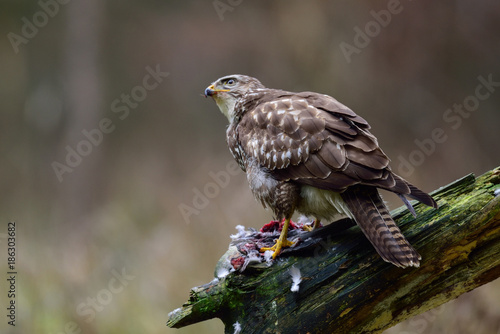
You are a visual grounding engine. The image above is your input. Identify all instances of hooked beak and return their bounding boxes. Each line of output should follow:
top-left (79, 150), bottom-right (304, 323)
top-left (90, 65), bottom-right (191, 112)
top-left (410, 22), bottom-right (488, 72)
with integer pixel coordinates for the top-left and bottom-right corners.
top-left (204, 84), bottom-right (229, 98)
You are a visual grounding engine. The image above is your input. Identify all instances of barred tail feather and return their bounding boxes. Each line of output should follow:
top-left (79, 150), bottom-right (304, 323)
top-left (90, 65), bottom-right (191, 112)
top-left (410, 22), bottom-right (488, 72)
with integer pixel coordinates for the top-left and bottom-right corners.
top-left (393, 175), bottom-right (438, 209)
top-left (406, 182), bottom-right (438, 208)
top-left (341, 186), bottom-right (421, 268)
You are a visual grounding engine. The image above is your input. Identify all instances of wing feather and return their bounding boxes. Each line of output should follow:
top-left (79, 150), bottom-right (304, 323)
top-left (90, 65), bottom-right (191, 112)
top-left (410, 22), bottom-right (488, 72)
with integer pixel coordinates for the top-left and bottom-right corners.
top-left (303, 154), bottom-right (331, 178)
top-left (316, 141), bottom-right (346, 169)
top-left (282, 114), bottom-right (299, 134)
top-left (346, 146), bottom-right (389, 170)
top-left (235, 90), bottom-right (433, 201)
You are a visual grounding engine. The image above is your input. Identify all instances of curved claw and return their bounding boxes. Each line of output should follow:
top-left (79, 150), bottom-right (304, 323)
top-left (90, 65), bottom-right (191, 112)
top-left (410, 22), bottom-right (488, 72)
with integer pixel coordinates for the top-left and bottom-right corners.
top-left (260, 218), bottom-right (295, 259)
top-left (260, 238), bottom-right (295, 260)
top-left (302, 219), bottom-right (321, 232)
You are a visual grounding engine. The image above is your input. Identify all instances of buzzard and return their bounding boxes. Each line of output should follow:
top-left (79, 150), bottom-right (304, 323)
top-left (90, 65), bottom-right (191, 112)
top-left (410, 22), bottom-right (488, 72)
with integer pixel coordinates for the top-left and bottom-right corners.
top-left (205, 74), bottom-right (437, 268)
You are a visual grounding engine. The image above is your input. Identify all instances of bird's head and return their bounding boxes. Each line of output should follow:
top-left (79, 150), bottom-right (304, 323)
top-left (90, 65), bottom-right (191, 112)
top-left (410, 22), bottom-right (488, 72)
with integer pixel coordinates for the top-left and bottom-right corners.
top-left (205, 74), bottom-right (264, 121)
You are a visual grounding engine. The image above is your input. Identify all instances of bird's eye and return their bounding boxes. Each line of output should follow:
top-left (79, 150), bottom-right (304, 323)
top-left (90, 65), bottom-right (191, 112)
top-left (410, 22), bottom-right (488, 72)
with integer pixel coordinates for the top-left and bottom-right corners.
top-left (226, 79), bottom-right (236, 85)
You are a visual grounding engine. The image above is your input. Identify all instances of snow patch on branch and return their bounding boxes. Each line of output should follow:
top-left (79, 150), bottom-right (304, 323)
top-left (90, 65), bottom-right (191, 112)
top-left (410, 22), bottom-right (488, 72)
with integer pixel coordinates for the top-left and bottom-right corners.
top-left (168, 307), bottom-right (182, 318)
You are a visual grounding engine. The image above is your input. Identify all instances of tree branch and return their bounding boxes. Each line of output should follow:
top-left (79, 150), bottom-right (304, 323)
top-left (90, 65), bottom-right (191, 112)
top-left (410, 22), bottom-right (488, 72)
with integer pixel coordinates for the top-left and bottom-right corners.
top-left (167, 167), bottom-right (500, 333)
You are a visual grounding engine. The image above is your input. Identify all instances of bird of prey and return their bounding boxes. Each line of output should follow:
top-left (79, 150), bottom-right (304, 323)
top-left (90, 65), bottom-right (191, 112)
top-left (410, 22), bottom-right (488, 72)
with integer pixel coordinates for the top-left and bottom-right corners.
top-left (204, 74), bottom-right (437, 268)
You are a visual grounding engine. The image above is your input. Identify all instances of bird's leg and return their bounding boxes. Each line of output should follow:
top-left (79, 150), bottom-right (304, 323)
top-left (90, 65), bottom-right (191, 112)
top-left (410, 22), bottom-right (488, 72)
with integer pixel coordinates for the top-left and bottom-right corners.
top-left (260, 218), bottom-right (295, 259)
top-left (313, 219), bottom-right (321, 229)
top-left (303, 219), bottom-right (321, 232)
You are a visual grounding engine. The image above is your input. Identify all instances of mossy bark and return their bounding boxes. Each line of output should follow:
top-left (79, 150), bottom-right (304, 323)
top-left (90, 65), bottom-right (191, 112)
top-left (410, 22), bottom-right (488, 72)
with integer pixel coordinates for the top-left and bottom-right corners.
top-left (167, 167), bottom-right (500, 333)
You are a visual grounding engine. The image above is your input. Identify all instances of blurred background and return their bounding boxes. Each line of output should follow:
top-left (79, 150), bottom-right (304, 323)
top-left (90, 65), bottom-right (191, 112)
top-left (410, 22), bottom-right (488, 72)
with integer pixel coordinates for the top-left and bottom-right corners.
top-left (1, 1), bottom-right (499, 333)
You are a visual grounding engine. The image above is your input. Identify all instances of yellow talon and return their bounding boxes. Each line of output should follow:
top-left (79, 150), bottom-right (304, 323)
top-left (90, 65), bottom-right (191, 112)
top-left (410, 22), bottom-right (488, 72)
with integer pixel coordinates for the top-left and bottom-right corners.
top-left (260, 218), bottom-right (295, 259)
top-left (302, 219), bottom-right (321, 232)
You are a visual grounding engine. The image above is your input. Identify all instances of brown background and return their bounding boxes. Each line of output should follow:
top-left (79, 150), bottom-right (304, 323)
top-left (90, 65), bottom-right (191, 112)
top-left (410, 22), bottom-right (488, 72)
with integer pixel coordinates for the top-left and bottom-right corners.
top-left (1, 1), bottom-right (499, 333)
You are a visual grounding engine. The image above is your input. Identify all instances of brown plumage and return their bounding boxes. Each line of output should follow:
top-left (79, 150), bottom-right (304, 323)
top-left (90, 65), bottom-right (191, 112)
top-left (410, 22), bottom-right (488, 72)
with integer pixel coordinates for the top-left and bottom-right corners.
top-left (205, 74), bottom-right (437, 268)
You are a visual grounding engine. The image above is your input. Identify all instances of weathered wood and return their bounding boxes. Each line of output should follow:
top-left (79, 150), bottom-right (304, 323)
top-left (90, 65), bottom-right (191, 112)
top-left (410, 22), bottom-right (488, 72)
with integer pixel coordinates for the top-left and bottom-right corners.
top-left (167, 167), bottom-right (500, 333)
